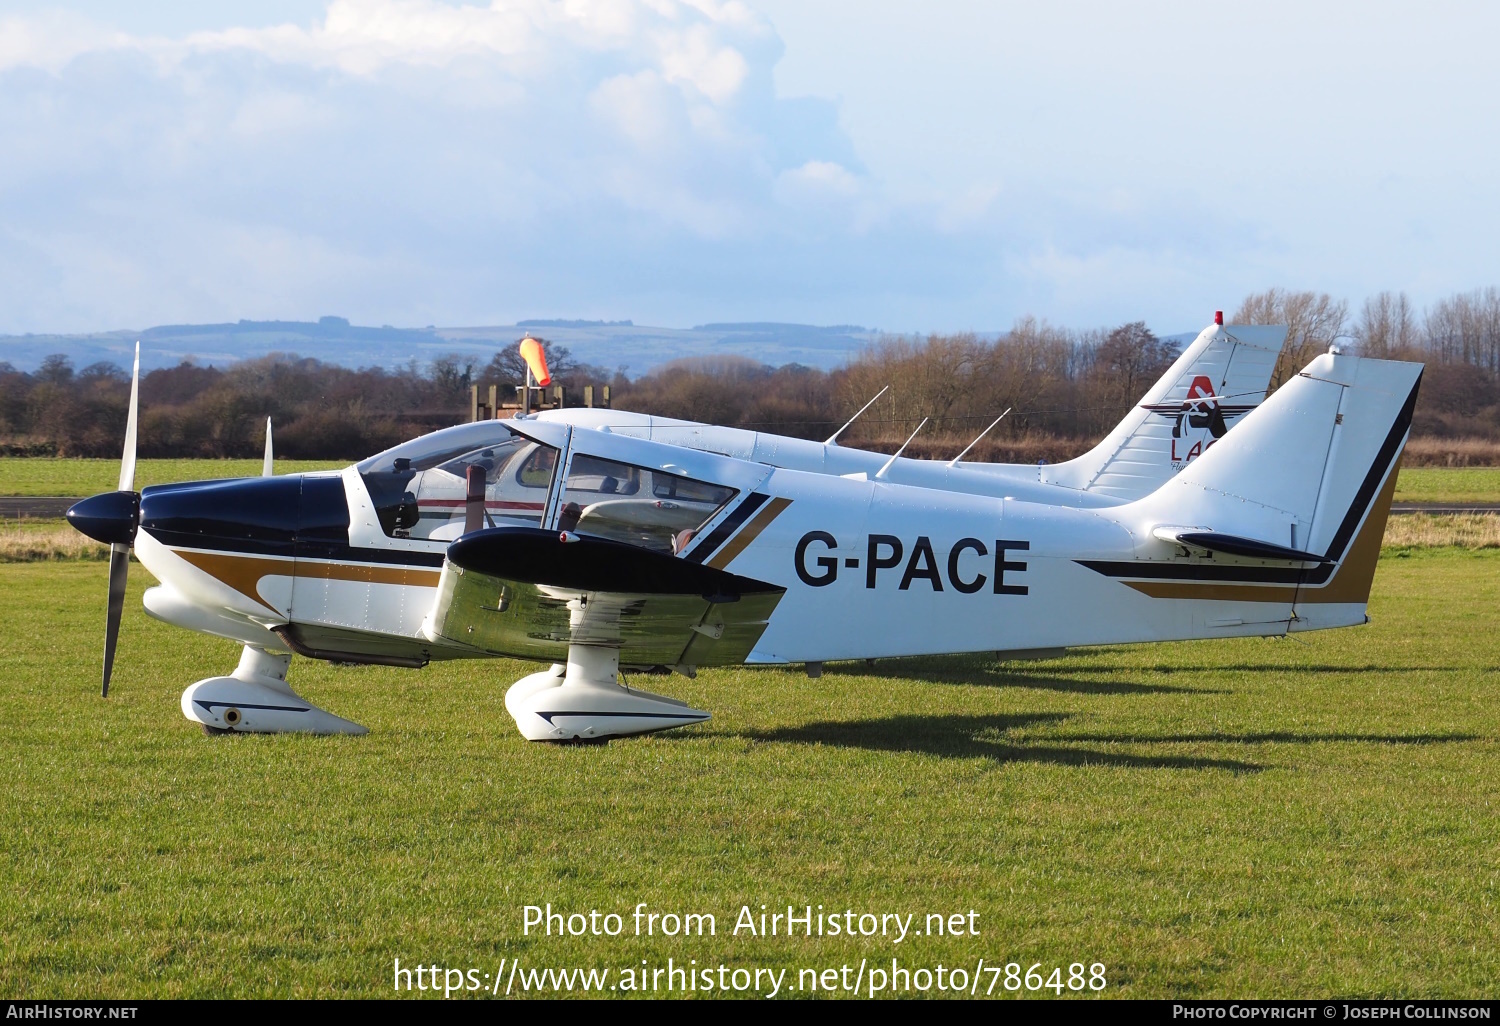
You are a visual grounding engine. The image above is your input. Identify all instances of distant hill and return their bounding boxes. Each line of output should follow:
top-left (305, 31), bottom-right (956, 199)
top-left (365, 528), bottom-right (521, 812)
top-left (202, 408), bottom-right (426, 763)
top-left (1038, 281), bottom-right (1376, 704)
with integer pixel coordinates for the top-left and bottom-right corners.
top-left (0, 318), bottom-right (1198, 377)
top-left (516, 318), bottom-right (635, 329)
top-left (0, 317), bottom-right (894, 376)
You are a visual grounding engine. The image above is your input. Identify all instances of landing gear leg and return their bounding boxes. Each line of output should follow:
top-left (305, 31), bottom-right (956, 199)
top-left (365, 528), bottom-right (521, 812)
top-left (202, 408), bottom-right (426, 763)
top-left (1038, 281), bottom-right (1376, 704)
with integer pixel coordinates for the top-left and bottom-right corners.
top-left (180, 646), bottom-right (367, 735)
top-left (504, 645), bottom-right (710, 741)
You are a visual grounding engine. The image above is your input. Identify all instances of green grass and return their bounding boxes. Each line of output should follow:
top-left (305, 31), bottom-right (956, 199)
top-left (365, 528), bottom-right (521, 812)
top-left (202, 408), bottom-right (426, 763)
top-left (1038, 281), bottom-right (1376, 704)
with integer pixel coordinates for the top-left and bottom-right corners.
top-left (2, 552), bottom-right (1499, 999)
top-left (1394, 467), bottom-right (1500, 504)
top-left (0, 458), bottom-right (346, 496)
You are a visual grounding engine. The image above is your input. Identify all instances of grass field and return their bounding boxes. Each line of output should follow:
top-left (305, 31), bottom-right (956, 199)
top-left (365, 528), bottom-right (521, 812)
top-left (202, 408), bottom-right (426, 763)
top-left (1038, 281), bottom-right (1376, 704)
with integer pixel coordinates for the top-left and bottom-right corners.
top-left (1, 459), bottom-right (1498, 503)
top-left (1391, 467), bottom-right (1500, 504)
top-left (0, 458), bottom-right (345, 496)
top-left (2, 551), bottom-right (1498, 998)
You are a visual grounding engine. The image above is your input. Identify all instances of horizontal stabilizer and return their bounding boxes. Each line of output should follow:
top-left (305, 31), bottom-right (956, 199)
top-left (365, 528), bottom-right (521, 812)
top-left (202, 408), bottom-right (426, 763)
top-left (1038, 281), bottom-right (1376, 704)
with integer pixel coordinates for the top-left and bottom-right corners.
top-left (1151, 526), bottom-right (1333, 563)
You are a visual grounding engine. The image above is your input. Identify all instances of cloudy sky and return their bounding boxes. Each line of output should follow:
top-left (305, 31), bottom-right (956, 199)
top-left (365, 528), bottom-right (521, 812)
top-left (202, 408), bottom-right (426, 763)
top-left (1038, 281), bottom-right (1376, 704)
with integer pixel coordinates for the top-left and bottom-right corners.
top-left (1, 0), bottom-right (1497, 335)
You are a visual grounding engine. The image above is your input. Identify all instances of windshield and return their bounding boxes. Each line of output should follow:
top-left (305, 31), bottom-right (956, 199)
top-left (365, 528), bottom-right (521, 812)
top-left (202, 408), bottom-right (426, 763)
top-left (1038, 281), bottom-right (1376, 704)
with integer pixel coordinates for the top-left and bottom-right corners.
top-left (359, 423), bottom-right (560, 540)
top-left (357, 421), bottom-right (525, 476)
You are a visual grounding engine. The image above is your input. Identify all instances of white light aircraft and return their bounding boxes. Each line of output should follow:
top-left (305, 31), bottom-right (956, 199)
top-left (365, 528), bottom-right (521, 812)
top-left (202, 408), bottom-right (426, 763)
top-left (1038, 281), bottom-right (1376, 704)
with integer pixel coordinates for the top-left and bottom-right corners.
top-left (67, 336), bottom-right (1420, 742)
top-left (541, 316), bottom-right (1287, 507)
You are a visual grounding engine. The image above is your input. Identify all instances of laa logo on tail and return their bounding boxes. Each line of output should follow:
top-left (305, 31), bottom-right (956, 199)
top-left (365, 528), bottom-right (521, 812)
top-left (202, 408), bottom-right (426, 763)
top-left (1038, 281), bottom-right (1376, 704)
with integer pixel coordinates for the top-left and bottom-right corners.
top-left (1143, 375), bottom-right (1255, 467)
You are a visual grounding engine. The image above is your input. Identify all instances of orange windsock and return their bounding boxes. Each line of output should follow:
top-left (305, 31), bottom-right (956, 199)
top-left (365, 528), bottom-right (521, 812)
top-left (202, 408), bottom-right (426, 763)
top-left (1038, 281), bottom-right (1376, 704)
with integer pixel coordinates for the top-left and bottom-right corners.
top-left (519, 337), bottom-right (551, 386)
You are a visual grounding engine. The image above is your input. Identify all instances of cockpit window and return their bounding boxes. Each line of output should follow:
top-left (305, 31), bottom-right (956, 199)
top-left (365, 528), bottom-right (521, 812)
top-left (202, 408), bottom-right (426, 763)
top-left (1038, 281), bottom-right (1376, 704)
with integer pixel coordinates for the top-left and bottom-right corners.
top-left (556, 454), bottom-right (737, 554)
top-left (357, 421), bottom-right (523, 477)
top-left (358, 423), bottom-right (560, 540)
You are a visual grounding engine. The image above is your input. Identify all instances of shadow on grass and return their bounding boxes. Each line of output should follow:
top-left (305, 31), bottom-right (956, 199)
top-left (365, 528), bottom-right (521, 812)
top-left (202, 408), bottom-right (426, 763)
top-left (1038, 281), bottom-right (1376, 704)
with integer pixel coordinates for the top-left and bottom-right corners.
top-left (1049, 731), bottom-right (1481, 746)
top-left (1043, 663), bottom-right (1468, 676)
top-left (823, 658), bottom-right (1225, 696)
top-left (712, 713), bottom-right (1264, 773)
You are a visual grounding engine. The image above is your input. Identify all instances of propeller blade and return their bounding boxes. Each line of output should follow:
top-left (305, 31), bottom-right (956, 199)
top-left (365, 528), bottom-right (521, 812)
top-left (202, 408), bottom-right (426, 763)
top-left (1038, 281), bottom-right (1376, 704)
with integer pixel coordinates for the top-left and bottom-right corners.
top-left (103, 342), bottom-right (140, 697)
top-left (102, 542), bottom-right (129, 697)
top-left (117, 341), bottom-right (140, 492)
top-left (262, 416), bottom-right (274, 477)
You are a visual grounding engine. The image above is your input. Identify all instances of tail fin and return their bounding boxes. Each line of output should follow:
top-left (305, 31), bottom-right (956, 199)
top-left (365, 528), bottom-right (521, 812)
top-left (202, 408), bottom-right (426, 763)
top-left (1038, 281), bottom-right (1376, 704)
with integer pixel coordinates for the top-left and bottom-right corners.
top-left (1122, 352), bottom-right (1422, 630)
top-left (1039, 322), bottom-right (1286, 500)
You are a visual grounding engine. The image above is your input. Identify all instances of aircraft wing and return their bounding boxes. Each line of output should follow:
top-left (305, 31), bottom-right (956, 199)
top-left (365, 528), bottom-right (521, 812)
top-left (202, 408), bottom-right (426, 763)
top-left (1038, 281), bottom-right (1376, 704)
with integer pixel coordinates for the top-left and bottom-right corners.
top-left (422, 527), bottom-right (787, 667)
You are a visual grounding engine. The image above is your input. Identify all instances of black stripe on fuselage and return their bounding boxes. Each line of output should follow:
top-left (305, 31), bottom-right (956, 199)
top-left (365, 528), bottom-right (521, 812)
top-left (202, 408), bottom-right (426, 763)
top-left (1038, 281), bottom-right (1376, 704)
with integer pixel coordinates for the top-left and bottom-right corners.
top-left (143, 530), bottom-right (448, 568)
top-left (1080, 370), bottom-right (1421, 583)
top-left (683, 492), bottom-right (769, 564)
top-left (1073, 559), bottom-right (1306, 583)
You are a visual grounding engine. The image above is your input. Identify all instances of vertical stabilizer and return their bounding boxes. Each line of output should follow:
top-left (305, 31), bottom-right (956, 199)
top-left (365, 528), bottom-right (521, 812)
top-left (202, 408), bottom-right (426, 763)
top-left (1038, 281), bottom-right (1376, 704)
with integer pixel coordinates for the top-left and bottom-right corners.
top-left (1035, 323), bottom-right (1286, 500)
top-left (1110, 352), bottom-right (1422, 632)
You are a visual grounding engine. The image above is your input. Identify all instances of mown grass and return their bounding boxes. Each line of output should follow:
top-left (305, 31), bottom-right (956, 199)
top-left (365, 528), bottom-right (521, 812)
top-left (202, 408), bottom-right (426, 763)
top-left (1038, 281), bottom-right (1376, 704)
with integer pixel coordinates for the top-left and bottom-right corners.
top-left (0, 458), bottom-right (345, 496)
top-left (1, 552), bottom-right (1498, 998)
top-left (1393, 467), bottom-right (1500, 504)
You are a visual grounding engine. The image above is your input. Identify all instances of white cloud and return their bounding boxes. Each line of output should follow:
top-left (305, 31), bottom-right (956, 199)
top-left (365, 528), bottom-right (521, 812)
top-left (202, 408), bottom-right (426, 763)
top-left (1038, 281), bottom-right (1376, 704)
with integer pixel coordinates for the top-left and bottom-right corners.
top-left (0, 0), bottom-right (1323, 338)
top-left (654, 21), bottom-right (748, 102)
top-left (777, 159), bottom-right (858, 198)
top-left (0, 1), bottom-right (888, 332)
top-left (0, 11), bottom-right (126, 73)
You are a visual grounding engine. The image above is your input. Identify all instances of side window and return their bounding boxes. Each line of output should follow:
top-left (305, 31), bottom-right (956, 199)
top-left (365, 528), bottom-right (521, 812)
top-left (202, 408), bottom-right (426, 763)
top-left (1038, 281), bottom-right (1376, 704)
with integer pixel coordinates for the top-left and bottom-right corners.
top-left (409, 438), bottom-right (558, 540)
top-left (561, 454), bottom-right (641, 497)
top-left (556, 454), bottom-right (736, 554)
top-left (359, 423), bottom-right (564, 541)
top-left (517, 447), bottom-right (556, 488)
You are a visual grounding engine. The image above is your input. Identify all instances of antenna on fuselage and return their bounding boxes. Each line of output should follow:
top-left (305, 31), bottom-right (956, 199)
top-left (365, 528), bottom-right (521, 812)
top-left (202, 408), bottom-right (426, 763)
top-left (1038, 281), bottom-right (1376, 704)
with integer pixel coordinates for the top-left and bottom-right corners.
top-left (946, 408), bottom-right (1011, 467)
top-left (824, 384), bottom-right (890, 446)
top-left (874, 417), bottom-right (928, 480)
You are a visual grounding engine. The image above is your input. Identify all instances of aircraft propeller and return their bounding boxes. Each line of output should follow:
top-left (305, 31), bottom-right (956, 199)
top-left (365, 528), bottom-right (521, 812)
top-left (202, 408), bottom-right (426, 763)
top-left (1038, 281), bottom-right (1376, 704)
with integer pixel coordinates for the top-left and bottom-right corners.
top-left (65, 341), bottom-right (142, 697)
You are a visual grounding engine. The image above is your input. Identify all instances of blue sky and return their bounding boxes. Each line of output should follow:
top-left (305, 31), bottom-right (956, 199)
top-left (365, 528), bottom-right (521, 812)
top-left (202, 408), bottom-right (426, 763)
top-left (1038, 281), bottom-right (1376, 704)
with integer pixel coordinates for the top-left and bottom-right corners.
top-left (1, 0), bottom-right (1497, 335)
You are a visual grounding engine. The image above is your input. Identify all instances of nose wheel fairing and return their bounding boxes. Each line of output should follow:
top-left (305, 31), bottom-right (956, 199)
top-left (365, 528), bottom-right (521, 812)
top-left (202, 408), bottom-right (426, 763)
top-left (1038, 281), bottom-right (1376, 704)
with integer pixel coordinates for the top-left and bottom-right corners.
top-left (180, 646), bottom-right (367, 735)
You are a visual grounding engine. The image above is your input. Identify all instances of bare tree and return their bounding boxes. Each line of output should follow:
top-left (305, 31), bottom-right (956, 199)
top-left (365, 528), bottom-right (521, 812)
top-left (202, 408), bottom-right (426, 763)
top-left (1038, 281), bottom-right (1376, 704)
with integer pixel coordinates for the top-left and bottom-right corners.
top-left (481, 337), bottom-right (577, 389)
top-left (1424, 288), bottom-right (1500, 373)
top-left (981, 317), bottom-right (1085, 434)
top-left (1355, 291), bottom-right (1418, 358)
top-left (1232, 288), bottom-right (1349, 390)
top-left (1094, 321), bottom-right (1177, 400)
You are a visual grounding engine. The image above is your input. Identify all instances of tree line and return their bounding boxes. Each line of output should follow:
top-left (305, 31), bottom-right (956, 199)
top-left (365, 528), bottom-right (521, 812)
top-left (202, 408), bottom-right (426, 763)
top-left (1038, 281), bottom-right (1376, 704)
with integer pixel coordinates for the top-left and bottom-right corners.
top-left (3, 287), bottom-right (1499, 464)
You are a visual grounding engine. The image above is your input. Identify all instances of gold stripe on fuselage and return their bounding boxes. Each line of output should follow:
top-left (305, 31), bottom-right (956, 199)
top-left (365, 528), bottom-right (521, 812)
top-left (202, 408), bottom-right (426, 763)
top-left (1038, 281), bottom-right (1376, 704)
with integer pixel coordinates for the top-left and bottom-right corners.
top-left (174, 549), bottom-right (441, 612)
top-left (706, 496), bottom-right (793, 570)
top-left (1119, 461), bottom-right (1399, 605)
